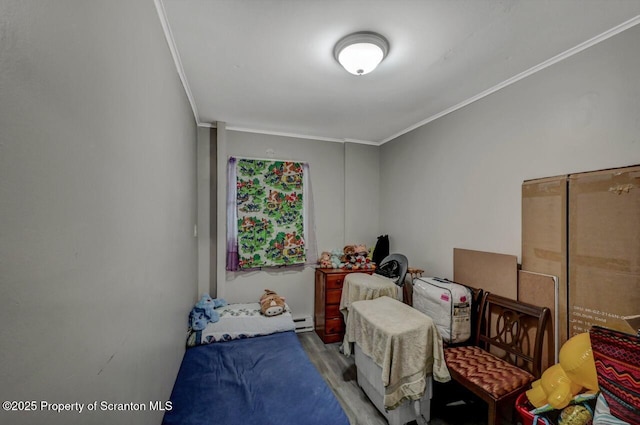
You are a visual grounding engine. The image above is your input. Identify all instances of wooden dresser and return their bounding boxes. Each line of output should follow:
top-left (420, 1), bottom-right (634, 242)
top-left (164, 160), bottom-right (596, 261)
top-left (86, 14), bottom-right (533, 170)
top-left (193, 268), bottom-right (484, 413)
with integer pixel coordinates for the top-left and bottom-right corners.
top-left (314, 268), bottom-right (374, 344)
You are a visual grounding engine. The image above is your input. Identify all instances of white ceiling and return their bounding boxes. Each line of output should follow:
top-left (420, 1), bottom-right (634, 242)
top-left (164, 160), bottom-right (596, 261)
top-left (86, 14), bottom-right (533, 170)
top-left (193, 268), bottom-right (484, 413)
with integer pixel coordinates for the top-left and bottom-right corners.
top-left (159, 0), bottom-right (640, 145)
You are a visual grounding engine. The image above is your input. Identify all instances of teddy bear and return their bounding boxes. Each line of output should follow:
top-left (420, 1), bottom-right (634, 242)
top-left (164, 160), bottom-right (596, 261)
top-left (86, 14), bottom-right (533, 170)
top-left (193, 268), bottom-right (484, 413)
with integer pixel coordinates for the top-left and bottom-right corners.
top-left (189, 294), bottom-right (227, 330)
top-left (318, 251), bottom-right (332, 268)
top-left (259, 289), bottom-right (287, 317)
top-left (342, 244), bottom-right (356, 258)
top-left (341, 244), bottom-right (374, 270)
top-left (354, 254), bottom-right (373, 269)
top-left (330, 249), bottom-right (343, 269)
top-left (526, 332), bottom-right (599, 409)
top-left (344, 244), bottom-right (373, 269)
top-left (341, 245), bottom-right (357, 266)
top-left (354, 244), bottom-right (368, 257)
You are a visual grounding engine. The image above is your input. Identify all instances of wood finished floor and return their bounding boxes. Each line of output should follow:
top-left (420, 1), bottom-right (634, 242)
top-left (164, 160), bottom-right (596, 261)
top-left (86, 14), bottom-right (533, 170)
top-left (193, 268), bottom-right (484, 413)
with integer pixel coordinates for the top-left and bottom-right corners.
top-left (298, 331), bottom-right (498, 425)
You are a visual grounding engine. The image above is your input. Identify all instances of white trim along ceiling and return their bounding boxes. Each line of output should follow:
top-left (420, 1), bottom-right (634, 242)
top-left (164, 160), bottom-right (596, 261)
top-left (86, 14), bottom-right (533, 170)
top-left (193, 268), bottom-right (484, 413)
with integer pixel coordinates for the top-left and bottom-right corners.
top-left (155, 1), bottom-right (640, 146)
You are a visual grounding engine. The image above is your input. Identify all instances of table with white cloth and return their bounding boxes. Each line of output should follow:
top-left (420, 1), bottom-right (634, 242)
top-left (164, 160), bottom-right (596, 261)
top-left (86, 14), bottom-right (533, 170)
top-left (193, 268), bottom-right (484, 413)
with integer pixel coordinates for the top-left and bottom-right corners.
top-left (339, 272), bottom-right (398, 354)
top-left (344, 296), bottom-right (451, 411)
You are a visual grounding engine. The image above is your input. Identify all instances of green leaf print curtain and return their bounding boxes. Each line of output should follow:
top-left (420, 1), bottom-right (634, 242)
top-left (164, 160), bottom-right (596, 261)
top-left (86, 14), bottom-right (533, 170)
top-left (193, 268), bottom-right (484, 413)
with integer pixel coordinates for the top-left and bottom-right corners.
top-left (233, 158), bottom-right (306, 269)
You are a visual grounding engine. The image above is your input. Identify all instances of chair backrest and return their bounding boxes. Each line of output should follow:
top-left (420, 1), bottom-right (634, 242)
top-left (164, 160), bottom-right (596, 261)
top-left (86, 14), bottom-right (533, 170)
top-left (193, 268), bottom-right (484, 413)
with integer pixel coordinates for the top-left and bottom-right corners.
top-left (376, 253), bottom-right (408, 287)
top-left (476, 293), bottom-right (550, 378)
top-left (463, 285), bottom-right (484, 346)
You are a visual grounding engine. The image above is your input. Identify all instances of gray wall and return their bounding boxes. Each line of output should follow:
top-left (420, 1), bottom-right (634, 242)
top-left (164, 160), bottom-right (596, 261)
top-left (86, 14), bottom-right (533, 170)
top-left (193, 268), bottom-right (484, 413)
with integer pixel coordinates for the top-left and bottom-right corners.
top-left (345, 142), bottom-right (380, 247)
top-left (219, 131), bottom-right (380, 318)
top-left (379, 23), bottom-right (640, 279)
top-left (197, 126), bottom-right (211, 296)
top-left (0, 1), bottom-right (197, 424)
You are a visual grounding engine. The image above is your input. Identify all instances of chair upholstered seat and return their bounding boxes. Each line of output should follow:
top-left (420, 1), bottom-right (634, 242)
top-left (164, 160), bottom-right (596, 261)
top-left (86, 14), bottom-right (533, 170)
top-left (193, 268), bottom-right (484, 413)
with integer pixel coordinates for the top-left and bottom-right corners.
top-left (444, 346), bottom-right (535, 399)
top-left (441, 293), bottom-right (549, 425)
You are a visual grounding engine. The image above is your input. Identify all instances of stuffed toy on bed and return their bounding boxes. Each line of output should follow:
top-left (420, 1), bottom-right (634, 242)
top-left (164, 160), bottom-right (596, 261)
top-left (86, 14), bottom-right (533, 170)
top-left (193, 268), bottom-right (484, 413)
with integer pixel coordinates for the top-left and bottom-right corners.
top-left (189, 294), bottom-right (227, 330)
top-left (259, 289), bottom-right (286, 317)
top-left (189, 308), bottom-right (210, 331)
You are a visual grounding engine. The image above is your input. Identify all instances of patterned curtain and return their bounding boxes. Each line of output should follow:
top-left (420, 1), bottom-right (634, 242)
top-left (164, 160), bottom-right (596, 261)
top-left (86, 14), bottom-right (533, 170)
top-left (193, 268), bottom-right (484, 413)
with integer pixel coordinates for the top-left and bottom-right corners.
top-left (228, 158), bottom-right (307, 270)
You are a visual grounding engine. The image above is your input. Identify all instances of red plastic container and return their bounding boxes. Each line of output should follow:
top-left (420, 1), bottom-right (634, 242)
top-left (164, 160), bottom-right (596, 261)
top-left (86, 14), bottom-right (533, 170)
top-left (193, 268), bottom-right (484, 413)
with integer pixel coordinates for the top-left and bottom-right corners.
top-left (515, 392), bottom-right (545, 425)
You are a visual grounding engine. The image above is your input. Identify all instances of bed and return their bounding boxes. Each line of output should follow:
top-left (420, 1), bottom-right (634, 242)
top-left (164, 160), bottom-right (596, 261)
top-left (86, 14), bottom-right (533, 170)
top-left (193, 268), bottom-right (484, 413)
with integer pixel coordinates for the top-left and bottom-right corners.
top-left (163, 303), bottom-right (349, 425)
top-left (185, 302), bottom-right (296, 347)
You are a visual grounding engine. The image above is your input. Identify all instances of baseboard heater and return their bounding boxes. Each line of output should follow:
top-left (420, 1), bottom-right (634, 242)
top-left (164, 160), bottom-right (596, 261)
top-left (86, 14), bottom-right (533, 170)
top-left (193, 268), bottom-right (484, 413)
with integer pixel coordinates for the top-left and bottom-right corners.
top-left (293, 316), bottom-right (314, 333)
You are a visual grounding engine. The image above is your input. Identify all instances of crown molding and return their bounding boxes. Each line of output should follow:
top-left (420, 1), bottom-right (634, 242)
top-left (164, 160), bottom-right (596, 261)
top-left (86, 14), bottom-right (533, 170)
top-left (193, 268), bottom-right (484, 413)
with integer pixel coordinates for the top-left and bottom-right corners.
top-left (156, 5), bottom-right (639, 146)
top-left (224, 126), bottom-right (354, 144)
top-left (154, 0), bottom-right (202, 126)
top-left (380, 14), bottom-right (640, 144)
top-left (198, 123), bottom-right (379, 145)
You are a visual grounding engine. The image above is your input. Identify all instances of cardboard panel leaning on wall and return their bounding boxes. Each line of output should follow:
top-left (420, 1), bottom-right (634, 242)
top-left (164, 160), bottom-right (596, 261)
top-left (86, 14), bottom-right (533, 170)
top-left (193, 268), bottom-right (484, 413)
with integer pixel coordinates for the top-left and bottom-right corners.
top-left (453, 248), bottom-right (518, 299)
top-left (453, 248), bottom-right (518, 359)
top-left (522, 175), bottom-right (569, 345)
top-left (518, 270), bottom-right (559, 371)
top-left (568, 165), bottom-right (640, 337)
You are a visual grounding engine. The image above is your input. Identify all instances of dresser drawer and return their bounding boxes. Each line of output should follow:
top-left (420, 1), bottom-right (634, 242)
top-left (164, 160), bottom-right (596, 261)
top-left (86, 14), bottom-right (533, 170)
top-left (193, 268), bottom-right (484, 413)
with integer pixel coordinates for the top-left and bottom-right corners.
top-left (325, 317), bottom-right (344, 335)
top-left (326, 275), bottom-right (345, 290)
top-left (315, 268), bottom-right (355, 344)
top-left (326, 289), bottom-right (342, 305)
top-left (326, 304), bottom-right (341, 319)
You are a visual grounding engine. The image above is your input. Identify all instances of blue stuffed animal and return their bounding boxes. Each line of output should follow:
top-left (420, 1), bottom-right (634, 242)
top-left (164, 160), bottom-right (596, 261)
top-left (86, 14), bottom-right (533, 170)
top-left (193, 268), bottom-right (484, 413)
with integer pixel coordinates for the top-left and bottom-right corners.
top-left (189, 294), bottom-right (227, 330)
top-left (189, 307), bottom-right (209, 331)
top-left (195, 293), bottom-right (227, 318)
top-left (330, 249), bottom-right (343, 269)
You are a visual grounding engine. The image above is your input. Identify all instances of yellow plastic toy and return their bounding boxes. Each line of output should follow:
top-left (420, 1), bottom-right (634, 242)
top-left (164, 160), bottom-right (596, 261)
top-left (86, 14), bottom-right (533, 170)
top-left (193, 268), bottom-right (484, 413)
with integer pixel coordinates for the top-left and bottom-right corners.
top-left (527, 364), bottom-right (583, 409)
top-left (558, 332), bottom-right (598, 391)
top-left (526, 332), bottom-right (599, 410)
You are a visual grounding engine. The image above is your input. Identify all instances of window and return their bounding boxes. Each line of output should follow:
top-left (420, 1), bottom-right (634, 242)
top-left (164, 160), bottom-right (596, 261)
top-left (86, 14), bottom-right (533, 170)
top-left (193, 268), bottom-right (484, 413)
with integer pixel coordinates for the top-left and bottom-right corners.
top-left (226, 157), bottom-right (316, 271)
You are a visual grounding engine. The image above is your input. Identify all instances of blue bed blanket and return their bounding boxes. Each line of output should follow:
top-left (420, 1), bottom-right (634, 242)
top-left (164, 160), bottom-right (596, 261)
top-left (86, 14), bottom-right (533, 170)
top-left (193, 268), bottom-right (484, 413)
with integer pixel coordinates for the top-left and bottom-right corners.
top-left (163, 331), bottom-right (349, 425)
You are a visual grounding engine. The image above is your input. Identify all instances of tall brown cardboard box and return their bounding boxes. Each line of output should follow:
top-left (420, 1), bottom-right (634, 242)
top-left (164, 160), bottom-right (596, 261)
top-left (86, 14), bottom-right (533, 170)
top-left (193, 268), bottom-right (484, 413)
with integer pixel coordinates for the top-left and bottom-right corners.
top-left (568, 165), bottom-right (640, 337)
top-left (522, 176), bottom-right (569, 346)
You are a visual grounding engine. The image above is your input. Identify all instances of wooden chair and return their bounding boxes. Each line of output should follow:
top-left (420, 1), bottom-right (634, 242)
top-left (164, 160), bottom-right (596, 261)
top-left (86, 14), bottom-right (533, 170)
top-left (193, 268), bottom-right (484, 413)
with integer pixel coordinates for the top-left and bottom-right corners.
top-left (467, 286), bottom-right (485, 345)
top-left (401, 267), bottom-right (423, 306)
top-left (443, 293), bottom-right (550, 425)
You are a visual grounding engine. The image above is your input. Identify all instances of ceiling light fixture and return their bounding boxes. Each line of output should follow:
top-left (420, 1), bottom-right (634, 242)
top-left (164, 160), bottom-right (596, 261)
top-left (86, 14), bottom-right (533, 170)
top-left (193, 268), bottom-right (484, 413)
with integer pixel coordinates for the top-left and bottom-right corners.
top-left (334, 31), bottom-right (389, 76)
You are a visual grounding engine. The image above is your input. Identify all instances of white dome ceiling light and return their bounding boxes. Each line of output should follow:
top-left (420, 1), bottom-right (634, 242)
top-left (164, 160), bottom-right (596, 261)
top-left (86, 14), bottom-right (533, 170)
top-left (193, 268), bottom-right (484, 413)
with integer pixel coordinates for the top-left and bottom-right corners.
top-left (334, 31), bottom-right (389, 76)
